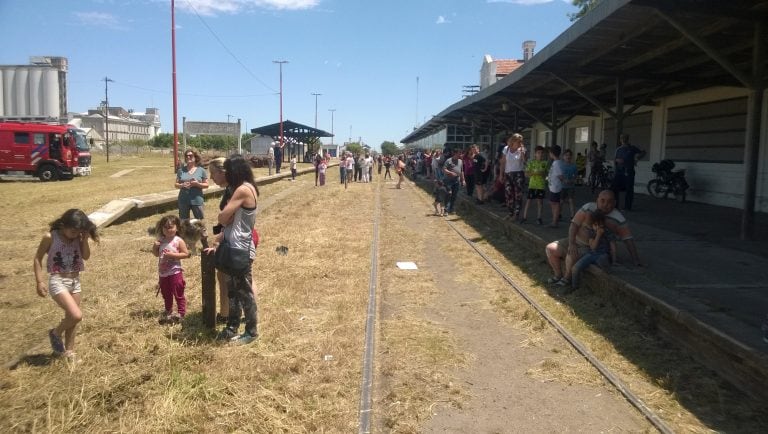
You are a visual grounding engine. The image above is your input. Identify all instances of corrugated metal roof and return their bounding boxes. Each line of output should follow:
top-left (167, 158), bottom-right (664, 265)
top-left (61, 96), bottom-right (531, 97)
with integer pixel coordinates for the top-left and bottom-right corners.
top-left (403, 0), bottom-right (768, 143)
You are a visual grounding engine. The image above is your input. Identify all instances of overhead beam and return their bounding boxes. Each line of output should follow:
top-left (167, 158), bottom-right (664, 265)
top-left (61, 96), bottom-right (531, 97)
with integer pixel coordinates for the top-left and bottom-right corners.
top-left (510, 101), bottom-right (553, 131)
top-left (577, 14), bottom-right (664, 68)
top-left (633, 0), bottom-right (768, 22)
top-left (550, 73), bottom-right (618, 118)
top-left (543, 67), bottom-right (693, 84)
top-left (614, 19), bottom-right (734, 73)
top-left (741, 20), bottom-right (766, 240)
top-left (654, 9), bottom-right (753, 87)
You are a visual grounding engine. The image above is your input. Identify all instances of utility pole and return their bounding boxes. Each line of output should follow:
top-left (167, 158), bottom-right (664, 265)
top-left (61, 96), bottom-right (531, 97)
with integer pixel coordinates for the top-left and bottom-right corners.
top-left (328, 109), bottom-right (336, 148)
top-left (312, 92), bottom-right (322, 128)
top-left (416, 76), bottom-right (419, 129)
top-left (227, 114), bottom-right (234, 153)
top-left (171, 0), bottom-right (179, 171)
top-left (273, 60), bottom-right (289, 153)
top-left (103, 77), bottom-right (113, 162)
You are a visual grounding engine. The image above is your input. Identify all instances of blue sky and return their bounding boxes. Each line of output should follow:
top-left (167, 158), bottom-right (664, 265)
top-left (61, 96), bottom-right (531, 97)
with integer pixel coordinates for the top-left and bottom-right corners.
top-left (0, 0), bottom-right (577, 150)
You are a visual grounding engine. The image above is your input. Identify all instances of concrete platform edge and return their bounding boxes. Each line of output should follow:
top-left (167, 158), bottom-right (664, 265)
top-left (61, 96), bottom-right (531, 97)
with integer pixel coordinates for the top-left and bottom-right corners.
top-left (414, 177), bottom-right (768, 403)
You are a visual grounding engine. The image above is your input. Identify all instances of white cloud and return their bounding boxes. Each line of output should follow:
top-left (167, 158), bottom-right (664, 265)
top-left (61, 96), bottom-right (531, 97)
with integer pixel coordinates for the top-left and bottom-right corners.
top-left (436, 15), bottom-right (450, 24)
top-left (177, 0), bottom-right (319, 16)
top-left (486, 0), bottom-right (553, 5)
top-left (73, 11), bottom-right (127, 30)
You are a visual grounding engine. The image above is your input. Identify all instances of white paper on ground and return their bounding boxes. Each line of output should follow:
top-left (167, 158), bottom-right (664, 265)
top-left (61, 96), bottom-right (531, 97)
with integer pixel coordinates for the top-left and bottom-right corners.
top-left (396, 261), bottom-right (418, 270)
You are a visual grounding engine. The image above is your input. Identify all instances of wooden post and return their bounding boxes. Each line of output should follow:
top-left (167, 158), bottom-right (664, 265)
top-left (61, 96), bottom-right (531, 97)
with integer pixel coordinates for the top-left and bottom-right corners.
top-left (201, 252), bottom-right (217, 329)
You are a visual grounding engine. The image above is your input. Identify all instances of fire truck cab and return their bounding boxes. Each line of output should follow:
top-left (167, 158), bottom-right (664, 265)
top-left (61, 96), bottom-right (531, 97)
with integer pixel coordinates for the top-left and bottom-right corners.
top-left (0, 122), bottom-right (91, 181)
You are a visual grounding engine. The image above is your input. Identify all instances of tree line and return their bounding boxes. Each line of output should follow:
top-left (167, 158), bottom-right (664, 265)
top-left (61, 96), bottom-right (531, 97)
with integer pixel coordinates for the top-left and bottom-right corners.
top-left (145, 133), bottom-right (256, 150)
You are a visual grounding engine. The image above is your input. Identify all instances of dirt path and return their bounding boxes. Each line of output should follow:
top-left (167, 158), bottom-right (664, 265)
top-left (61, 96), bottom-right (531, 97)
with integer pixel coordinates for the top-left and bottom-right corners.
top-left (378, 178), bottom-right (650, 432)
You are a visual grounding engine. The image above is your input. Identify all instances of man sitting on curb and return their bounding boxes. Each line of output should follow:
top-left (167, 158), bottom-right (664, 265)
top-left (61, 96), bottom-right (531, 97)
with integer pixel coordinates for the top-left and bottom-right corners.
top-left (545, 190), bottom-right (643, 286)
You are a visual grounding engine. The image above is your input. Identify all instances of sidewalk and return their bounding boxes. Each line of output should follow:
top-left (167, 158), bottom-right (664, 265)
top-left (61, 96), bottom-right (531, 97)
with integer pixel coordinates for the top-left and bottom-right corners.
top-left (520, 186), bottom-right (768, 345)
top-left (422, 176), bottom-right (768, 403)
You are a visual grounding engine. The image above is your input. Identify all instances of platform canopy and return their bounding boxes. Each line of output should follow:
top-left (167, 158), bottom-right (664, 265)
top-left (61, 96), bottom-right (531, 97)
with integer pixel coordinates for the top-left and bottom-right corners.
top-left (402, 0), bottom-right (768, 144)
top-left (250, 120), bottom-right (333, 140)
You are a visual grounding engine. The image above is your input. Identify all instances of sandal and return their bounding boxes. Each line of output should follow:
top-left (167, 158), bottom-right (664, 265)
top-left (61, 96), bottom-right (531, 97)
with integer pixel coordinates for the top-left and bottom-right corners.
top-left (49, 329), bottom-right (65, 353)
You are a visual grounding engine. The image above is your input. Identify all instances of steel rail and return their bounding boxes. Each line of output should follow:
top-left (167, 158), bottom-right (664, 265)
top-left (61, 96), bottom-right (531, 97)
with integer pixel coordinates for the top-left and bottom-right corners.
top-left (358, 184), bottom-right (381, 433)
top-left (441, 214), bottom-right (674, 434)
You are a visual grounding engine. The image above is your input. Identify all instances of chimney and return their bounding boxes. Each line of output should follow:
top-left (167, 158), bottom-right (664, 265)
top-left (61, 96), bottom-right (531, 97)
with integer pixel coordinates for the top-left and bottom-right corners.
top-left (522, 40), bottom-right (536, 61)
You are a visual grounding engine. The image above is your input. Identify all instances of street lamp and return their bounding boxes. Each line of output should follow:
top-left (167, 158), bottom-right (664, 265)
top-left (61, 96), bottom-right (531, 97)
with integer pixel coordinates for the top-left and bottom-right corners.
top-left (312, 92), bottom-right (322, 128)
top-left (273, 60), bottom-right (288, 155)
top-left (103, 76), bottom-right (113, 162)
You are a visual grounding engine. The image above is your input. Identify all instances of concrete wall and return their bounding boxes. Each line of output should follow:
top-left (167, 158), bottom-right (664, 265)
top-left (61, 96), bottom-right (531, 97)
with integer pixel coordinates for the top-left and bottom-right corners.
top-left (549, 86), bottom-right (768, 212)
top-left (249, 135), bottom-right (273, 156)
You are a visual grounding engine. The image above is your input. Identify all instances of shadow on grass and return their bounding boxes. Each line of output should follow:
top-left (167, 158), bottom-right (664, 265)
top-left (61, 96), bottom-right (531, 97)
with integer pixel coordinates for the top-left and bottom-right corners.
top-left (129, 308), bottom-right (157, 320)
top-left (411, 178), bottom-right (768, 432)
top-left (17, 353), bottom-right (56, 368)
top-left (164, 312), bottom-right (219, 345)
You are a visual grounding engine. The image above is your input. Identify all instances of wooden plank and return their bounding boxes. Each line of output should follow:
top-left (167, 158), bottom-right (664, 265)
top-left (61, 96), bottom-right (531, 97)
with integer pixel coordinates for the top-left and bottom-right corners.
top-left (201, 253), bottom-right (217, 329)
top-left (88, 199), bottom-right (136, 228)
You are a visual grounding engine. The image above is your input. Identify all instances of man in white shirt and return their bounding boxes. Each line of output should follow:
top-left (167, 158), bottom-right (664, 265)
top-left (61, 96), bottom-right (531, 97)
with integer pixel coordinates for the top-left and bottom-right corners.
top-left (267, 145), bottom-right (275, 176)
top-left (547, 145), bottom-right (564, 228)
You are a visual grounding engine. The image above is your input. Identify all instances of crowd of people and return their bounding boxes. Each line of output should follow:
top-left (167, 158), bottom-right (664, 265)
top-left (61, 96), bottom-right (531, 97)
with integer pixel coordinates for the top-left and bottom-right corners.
top-left (394, 134), bottom-right (646, 296)
top-left (32, 137), bottom-right (768, 363)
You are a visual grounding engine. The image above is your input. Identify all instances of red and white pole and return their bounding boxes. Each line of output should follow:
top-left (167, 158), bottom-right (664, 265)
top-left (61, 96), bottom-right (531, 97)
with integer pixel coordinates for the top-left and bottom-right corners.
top-left (171, 0), bottom-right (179, 171)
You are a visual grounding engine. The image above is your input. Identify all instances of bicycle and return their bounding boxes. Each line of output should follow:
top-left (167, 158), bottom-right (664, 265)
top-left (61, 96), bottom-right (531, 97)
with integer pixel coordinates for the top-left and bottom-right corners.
top-left (589, 162), bottom-right (614, 194)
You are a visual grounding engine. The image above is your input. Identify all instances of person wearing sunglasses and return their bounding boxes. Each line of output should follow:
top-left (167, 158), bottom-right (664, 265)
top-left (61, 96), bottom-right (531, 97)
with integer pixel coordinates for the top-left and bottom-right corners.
top-left (175, 149), bottom-right (209, 219)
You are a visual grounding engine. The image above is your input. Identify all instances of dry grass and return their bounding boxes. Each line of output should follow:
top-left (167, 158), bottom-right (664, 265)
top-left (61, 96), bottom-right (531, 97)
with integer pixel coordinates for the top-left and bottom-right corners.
top-left (374, 194), bottom-right (468, 433)
top-left (0, 154), bottom-right (381, 432)
top-left (3, 156), bottom-right (765, 432)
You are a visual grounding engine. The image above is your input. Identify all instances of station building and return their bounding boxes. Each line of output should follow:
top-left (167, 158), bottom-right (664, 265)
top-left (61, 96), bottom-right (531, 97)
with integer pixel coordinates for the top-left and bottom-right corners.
top-left (402, 0), bottom-right (768, 227)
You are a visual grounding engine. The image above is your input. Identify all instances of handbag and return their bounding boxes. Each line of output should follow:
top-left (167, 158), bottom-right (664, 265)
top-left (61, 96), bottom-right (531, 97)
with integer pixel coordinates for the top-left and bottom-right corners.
top-left (214, 237), bottom-right (251, 276)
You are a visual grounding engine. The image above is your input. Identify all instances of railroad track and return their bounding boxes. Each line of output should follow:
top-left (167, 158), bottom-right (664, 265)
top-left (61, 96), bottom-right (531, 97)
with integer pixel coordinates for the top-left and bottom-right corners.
top-left (357, 179), bottom-right (673, 433)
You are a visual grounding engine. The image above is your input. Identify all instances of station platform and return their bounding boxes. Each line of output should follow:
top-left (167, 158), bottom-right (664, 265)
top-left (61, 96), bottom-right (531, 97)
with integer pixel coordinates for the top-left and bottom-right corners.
top-left (430, 177), bottom-right (768, 403)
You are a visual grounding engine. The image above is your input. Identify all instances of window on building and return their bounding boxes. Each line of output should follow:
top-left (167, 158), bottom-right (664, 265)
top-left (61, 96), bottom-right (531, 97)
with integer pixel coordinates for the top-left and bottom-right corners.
top-left (575, 126), bottom-right (589, 143)
top-left (537, 130), bottom-right (551, 147)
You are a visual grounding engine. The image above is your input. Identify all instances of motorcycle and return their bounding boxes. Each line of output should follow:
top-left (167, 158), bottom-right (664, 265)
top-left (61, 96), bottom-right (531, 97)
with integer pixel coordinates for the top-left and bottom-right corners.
top-left (646, 159), bottom-right (689, 202)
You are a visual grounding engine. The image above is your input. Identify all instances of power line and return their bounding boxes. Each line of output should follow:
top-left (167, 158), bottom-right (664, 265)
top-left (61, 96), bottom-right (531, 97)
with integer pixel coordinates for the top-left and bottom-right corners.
top-left (184, 0), bottom-right (277, 94)
top-left (109, 79), bottom-right (274, 98)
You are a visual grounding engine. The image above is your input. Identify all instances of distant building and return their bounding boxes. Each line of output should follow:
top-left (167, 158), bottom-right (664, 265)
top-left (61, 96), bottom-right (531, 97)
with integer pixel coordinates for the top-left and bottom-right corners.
top-left (480, 40), bottom-right (535, 89)
top-left (320, 143), bottom-right (341, 158)
top-left (249, 135), bottom-right (273, 156)
top-left (70, 106), bottom-right (160, 145)
top-left (129, 107), bottom-right (162, 137)
top-left (0, 56), bottom-right (68, 123)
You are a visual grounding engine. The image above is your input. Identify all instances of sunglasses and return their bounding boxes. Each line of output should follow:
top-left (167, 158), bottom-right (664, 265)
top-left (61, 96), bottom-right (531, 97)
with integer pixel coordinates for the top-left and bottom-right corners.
top-left (185, 154), bottom-right (194, 158)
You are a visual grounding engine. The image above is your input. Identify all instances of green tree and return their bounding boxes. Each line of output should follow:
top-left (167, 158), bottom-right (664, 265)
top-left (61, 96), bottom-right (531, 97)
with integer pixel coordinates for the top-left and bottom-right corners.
top-left (149, 133), bottom-right (174, 148)
top-left (345, 141), bottom-right (362, 156)
top-left (569, 0), bottom-right (601, 21)
top-left (306, 136), bottom-right (323, 155)
top-left (380, 141), bottom-right (399, 156)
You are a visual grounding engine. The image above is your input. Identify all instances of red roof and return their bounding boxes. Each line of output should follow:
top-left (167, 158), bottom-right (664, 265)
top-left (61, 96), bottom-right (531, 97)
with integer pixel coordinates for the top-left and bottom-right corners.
top-left (495, 59), bottom-right (523, 76)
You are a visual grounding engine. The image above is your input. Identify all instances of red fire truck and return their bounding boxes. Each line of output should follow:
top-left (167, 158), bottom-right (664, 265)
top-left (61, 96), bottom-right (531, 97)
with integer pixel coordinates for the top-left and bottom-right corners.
top-left (0, 122), bottom-right (91, 181)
